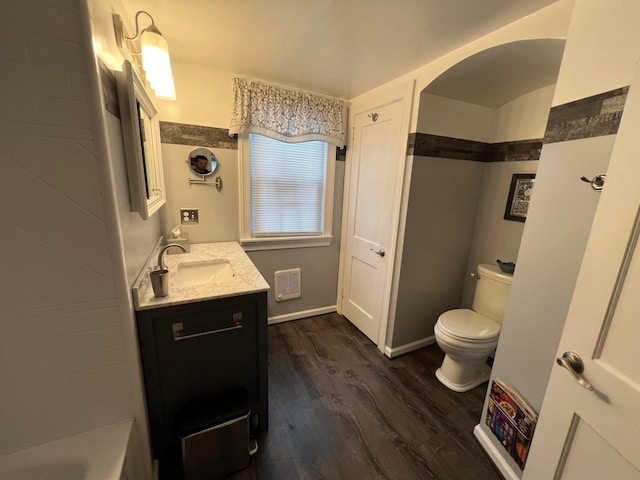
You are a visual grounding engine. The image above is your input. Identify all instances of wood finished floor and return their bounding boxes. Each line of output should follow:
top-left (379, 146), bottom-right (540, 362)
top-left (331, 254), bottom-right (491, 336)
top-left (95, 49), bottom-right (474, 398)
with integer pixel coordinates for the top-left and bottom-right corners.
top-left (230, 313), bottom-right (502, 480)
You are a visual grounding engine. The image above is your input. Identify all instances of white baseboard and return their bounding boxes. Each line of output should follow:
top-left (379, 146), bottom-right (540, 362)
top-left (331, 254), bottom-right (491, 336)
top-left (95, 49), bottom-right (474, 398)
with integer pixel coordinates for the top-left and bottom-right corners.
top-left (473, 424), bottom-right (519, 480)
top-left (267, 305), bottom-right (337, 325)
top-left (384, 336), bottom-right (436, 359)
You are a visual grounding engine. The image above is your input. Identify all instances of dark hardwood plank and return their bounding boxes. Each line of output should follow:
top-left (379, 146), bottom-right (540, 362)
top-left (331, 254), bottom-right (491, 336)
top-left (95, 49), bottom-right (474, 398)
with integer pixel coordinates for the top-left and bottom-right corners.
top-left (230, 313), bottom-right (502, 480)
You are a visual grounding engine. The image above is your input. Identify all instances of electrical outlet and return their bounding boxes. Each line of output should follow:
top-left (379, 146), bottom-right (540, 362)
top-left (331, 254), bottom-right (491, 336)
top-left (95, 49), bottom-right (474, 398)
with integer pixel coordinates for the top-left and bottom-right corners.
top-left (180, 208), bottom-right (199, 224)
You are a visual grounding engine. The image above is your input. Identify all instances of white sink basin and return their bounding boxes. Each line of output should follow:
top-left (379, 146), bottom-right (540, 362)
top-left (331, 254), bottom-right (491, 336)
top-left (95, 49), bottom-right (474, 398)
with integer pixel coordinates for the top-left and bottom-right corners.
top-left (176, 260), bottom-right (235, 287)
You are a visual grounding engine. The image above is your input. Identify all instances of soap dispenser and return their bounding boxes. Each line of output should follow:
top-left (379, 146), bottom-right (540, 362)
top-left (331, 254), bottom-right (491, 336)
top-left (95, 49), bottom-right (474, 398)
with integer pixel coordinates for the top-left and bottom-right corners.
top-left (166, 225), bottom-right (190, 254)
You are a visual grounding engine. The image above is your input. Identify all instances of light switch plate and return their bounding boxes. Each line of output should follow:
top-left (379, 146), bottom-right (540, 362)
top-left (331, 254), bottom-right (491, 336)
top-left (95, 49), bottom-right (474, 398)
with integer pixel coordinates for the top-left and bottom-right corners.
top-left (180, 208), bottom-right (199, 224)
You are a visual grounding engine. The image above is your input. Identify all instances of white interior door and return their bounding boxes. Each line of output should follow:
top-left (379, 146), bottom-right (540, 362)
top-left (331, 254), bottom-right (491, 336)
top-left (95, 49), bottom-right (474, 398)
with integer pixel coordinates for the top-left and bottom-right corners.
top-left (523, 63), bottom-right (640, 479)
top-left (341, 99), bottom-right (405, 346)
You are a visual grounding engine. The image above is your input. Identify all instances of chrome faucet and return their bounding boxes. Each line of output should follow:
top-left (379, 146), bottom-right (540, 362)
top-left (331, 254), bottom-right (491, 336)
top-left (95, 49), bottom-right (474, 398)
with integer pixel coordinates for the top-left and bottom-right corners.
top-left (157, 243), bottom-right (187, 270)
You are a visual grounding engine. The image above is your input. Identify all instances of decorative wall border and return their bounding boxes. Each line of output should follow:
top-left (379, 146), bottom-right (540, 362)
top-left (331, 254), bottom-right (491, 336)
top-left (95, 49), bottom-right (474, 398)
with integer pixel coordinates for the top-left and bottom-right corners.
top-left (408, 134), bottom-right (542, 162)
top-left (488, 139), bottom-right (543, 162)
top-left (407, 133), bottom-right (490, 161)
top-left (408, 86), bottom-right (629, 161)
top-left (159, 122), bottom-right (238, 149)
top-left (543, 86), bottom-right (629, 143)
top-left (159, 121), bottom-right (347, 160)
top-left (99, 60), bottom-right (120, 118)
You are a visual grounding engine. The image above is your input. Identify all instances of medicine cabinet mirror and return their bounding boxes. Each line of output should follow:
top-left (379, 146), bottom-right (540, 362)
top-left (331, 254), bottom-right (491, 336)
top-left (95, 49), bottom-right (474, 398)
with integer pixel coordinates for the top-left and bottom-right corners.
top-left (187, 147), bottom-right (218, 177)
top-left (116, 60), bottom-right (166, 220)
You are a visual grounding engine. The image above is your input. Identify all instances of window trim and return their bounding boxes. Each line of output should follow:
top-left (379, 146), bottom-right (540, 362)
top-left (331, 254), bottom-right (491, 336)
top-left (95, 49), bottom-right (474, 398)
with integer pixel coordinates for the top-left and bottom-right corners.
top-left (238, 133), bottom-right (335, 251)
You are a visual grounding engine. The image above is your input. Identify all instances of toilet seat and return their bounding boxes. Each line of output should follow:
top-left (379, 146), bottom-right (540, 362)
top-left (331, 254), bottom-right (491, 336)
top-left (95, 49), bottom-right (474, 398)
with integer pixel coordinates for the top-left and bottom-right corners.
top-left (436, 309), bottom-right (500, 342)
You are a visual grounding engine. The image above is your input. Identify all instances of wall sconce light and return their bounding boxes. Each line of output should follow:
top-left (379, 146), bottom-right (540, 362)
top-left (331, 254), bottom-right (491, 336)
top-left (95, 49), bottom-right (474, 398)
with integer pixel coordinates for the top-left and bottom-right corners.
top-left (113, 11), bottom-right (176, 100)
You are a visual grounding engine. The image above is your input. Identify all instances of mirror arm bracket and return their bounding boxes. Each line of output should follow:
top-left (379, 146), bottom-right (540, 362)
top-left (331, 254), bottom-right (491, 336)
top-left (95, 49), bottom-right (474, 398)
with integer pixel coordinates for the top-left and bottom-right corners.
top-left (188, 175), bottom-right (223, 192)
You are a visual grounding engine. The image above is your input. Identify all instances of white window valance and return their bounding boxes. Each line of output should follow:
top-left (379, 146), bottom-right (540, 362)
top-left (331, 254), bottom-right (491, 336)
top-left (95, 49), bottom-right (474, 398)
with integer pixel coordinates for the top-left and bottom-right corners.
top-left (229, 78), bottom-right (346, 146)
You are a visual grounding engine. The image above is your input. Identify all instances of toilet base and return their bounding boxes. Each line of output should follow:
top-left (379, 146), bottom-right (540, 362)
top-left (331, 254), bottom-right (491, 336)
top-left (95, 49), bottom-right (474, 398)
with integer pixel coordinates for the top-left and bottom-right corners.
top-left (435, 362), bottom-right (491, 393)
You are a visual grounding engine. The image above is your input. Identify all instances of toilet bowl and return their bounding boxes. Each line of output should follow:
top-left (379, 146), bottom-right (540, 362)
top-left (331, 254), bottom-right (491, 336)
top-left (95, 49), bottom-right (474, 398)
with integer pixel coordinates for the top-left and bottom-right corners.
top-left (434, 264), bottom-right (512, 392)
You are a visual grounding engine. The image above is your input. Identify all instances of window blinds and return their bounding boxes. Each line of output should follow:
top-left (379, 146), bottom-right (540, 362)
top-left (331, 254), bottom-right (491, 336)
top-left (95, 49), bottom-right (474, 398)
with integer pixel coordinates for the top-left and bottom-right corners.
top-left (249, 134), bottom-right (327, 236)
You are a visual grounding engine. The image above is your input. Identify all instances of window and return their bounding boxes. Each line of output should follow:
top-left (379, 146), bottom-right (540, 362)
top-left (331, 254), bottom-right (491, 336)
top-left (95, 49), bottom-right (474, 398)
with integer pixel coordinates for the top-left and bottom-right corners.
top-left (239, 133), bottom-right (335, 250)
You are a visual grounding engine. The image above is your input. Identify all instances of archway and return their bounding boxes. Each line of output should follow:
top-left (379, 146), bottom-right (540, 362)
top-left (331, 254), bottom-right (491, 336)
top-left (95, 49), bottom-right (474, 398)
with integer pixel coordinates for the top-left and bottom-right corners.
top-left (389, 39), bottom-right (565, 351)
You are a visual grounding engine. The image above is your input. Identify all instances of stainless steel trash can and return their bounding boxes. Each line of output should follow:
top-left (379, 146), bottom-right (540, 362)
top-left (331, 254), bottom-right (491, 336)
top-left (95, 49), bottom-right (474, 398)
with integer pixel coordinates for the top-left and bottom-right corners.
top-left (177, 388), bottom-right (251, 480)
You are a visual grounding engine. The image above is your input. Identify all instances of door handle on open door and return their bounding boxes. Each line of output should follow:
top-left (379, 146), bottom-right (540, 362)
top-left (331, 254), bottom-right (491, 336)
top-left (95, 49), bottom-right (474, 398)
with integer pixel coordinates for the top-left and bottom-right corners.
top-left (370, 248), bottom-right (385, 257)
top-left (556, 351), bottom-right (594, 391)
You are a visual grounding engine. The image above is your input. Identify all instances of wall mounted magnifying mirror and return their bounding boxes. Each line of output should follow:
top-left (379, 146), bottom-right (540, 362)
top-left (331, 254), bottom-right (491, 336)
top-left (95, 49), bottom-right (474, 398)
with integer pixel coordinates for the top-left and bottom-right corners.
top-left (188, 148), bottom-right (218, 177)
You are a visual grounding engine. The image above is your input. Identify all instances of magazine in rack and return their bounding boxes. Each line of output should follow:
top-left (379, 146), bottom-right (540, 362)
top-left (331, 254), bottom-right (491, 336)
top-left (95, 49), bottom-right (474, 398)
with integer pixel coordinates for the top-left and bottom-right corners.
top-left (485, 378), bottom-right (538, 469)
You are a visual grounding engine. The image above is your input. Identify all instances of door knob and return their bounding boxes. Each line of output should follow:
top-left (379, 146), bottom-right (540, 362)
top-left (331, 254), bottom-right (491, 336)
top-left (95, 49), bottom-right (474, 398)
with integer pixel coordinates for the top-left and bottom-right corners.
top-left (580, 174), bottom-right (606, 191)
top-left (556, 351), bottom-right (594, 391)
top-left (370, 248), bottom-right (385, 257)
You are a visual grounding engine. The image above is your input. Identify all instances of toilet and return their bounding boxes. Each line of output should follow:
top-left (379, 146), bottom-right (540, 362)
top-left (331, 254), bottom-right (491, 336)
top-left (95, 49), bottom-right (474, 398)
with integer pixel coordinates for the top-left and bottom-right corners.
top-left (434, 264), bottom-right (513, 392)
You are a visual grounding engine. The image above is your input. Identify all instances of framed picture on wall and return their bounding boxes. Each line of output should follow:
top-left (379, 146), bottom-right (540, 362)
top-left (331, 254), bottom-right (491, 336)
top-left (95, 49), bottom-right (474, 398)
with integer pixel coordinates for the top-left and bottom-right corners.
top-left (504, 173), bottom-right (536, 222)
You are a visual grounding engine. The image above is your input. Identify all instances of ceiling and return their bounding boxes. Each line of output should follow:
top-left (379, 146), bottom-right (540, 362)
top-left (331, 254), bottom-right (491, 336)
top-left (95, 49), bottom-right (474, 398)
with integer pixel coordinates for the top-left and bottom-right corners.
top-left (124, 0), bottom-right (561, 100)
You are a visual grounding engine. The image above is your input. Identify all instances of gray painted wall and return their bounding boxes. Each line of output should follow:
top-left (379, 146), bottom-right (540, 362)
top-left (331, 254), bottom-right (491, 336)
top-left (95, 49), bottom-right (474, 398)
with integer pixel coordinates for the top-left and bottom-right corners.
top-left (159, 143), bottom-right (239, 244)
top-left (391, 157), bottom-right (484, 347)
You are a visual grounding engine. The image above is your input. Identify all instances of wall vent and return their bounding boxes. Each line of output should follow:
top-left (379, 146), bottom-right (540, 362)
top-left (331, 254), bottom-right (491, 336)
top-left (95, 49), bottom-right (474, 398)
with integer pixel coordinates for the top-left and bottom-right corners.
top-left (274, 268), bottom-right (301, 302)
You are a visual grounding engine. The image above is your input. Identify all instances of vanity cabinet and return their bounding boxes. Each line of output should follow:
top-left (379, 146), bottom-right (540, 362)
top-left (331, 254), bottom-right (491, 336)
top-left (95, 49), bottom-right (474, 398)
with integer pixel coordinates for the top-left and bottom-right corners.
top-left (136, 292), bottom-right (268, 465)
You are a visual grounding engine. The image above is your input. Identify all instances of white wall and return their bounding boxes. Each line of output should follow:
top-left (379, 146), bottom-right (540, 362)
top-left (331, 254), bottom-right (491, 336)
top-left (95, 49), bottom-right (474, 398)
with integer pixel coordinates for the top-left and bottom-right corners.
top-left (417, 83), bottom-right (556, 144)
top-left (493, 84), bottom-right (556, 142)
top-left (552, 0), bottom-right (640, 106)
top-left (0, 0), bottom-right (138, 457)
top-left (155, 61), bottom-right (236, 128)
top-left (417, 94), bottom-right (497, 142)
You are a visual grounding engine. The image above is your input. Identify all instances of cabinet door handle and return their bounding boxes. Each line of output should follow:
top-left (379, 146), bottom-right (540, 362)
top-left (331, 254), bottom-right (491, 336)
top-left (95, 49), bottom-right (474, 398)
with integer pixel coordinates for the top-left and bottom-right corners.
top-left (172, 320), bottom-right (242, 341)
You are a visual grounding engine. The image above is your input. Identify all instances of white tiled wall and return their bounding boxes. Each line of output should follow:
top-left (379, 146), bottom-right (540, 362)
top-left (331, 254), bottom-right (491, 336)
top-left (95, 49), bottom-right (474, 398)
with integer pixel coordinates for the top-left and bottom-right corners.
top-left (0, 0), bottom-right (134, 454)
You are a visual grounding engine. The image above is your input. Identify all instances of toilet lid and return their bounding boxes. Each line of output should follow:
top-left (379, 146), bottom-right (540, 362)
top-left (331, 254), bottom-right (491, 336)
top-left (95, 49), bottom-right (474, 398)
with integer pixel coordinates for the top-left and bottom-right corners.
top-left (438, 309), bottom-right (500, 340)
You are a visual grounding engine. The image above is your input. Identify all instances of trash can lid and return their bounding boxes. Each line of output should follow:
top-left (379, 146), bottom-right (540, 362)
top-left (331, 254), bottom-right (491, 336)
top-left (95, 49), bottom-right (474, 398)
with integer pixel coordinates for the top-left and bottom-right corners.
top-left (175, 387), bottom-right (250, 437)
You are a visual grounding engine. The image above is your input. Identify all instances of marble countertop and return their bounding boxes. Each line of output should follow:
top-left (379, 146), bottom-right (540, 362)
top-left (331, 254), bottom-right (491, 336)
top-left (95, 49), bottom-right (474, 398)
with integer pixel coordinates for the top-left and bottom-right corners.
top-left (132, 241), bottom-right (270, 311)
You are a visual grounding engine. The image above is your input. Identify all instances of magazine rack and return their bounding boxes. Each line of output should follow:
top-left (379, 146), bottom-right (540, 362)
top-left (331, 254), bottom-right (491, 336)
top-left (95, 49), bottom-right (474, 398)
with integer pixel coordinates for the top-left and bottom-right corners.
top-left (485, 379), bottom-right (538, 470)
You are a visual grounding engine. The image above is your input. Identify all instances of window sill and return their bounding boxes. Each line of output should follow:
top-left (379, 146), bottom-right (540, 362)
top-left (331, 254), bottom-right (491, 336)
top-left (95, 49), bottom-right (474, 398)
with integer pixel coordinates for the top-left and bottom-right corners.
top-left (240, 235), bottom-right (333, 251)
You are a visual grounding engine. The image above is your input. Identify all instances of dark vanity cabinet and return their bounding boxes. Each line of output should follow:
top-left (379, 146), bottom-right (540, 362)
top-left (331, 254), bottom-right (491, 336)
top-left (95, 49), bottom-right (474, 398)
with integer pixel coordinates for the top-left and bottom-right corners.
top-left (135, 292), bottom-right (268, 465)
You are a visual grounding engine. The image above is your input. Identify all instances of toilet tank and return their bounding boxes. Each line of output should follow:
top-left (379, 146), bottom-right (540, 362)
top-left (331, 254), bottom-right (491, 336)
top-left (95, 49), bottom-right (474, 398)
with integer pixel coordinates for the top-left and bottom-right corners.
top-left (472, 264), bottom-right (513, 324)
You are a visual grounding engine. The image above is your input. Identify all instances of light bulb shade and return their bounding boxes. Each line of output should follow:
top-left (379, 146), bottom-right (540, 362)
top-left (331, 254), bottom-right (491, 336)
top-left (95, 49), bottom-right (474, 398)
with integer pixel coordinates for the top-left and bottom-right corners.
top-left (140, 29), bottom-right (176, 100)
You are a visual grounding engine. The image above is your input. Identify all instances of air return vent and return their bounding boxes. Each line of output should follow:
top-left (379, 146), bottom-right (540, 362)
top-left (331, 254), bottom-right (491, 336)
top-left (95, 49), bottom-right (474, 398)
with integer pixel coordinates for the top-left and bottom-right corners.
top-left (274, 268), bottom-right (301, 302)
